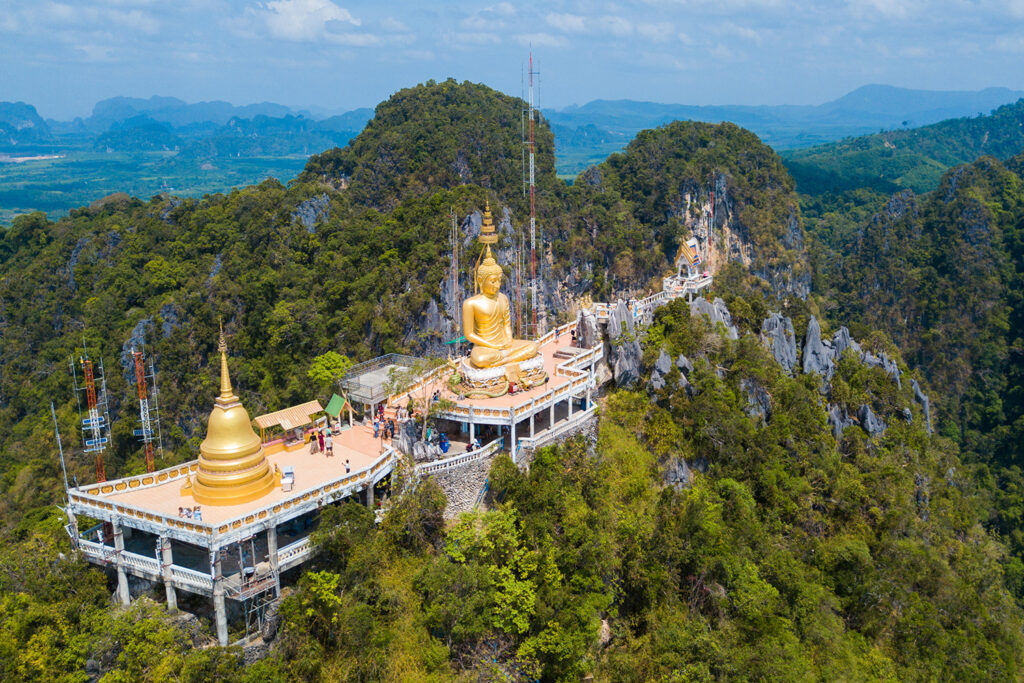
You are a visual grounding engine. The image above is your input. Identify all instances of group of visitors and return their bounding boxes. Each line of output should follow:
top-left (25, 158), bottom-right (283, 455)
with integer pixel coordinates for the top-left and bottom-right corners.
top-left (374, 416), bottom-right (396, 440)
top-left (308, 427), bottom-right (334, 457)
top-left (178, 505), bottom-right (202, 520)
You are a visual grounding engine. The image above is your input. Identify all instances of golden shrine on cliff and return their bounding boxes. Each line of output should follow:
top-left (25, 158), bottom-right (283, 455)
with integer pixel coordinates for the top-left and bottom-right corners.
top-left (451, 201), bottom-right (548, 397)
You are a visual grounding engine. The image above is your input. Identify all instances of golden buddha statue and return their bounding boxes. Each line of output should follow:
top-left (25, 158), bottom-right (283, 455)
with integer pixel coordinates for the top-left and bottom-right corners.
top-left (183, 324), bottom-right (277, 505)
top-left (462, 202), bottom-right (539, 369)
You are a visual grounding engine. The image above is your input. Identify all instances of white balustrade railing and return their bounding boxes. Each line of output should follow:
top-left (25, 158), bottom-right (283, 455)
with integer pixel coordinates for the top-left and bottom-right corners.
top-left (518, 405), bottom-right (598, 451)
top-left (121, 550), bottom-right (161, 576)
top-left (415, 437), bottom-right (502, 475)
top-left (170, 565), bottom-right (215, 592)
top-left (278, 537), bottom-right (313, 569)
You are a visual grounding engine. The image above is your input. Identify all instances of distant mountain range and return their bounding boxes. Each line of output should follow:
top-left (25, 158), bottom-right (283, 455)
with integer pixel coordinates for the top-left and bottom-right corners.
top-left (545, 85), bottom-right (1024, 175)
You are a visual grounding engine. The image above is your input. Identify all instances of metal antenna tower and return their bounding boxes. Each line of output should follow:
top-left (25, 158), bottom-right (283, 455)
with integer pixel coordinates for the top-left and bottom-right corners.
top-left (72, 350), bottom-right (111, 482)
top-left (50, 402), bottom-right (70, 492)
top-left (131, 347), bottom-right (163, 473)
top-left (449, 208), bottom-right (462, 356)
top-left (527, 52), bottom-right (539, 337)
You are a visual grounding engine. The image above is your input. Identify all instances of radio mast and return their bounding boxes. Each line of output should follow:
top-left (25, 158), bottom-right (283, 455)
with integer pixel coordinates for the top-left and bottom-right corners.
top-left (527, 52), bottom-right (539, 337)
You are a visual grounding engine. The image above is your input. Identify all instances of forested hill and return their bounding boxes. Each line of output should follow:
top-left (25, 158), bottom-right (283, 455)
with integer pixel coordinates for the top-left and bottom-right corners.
top-left (784, 99), bottom-right (1024, 194)
top-left (5, 78), bottom-right (1024, 679)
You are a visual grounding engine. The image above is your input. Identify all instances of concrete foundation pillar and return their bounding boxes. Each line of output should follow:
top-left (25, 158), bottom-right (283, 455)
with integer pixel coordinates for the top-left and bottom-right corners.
top-left (267, 525), bottom-right (281, 597)
top-left (366, 482), bottom-right (375, 510)
top-left (113, 520), bottom-right (130, 606)
top-left (530, 412), bottom-right (535, 438)
top-left (549, 401), bottom-right (554, 429)
top-left (160, 536), bottom-right (177, 611)
top-left (212, 551), bottom-right (228, 646)
top-left (568, 394), bottom-right (575, 419)
top-left (511, 417), bottom-right (517, 462)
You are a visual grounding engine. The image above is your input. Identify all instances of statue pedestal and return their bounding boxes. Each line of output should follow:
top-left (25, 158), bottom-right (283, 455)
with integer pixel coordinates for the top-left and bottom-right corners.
top-left (455, 355), bottom-right (547, 398)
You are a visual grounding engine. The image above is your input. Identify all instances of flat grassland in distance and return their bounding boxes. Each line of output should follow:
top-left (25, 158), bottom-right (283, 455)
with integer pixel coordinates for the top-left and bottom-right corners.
top-left (0, 150), bottom-right (309, 225)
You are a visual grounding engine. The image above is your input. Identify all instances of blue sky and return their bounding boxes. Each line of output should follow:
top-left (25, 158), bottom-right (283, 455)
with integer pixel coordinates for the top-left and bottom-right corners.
top-left (2, 0), bottom-right (1024, 119)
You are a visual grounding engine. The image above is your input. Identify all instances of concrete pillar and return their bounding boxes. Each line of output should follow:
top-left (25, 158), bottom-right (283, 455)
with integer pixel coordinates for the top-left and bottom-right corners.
top-left (366, 482), bottom-right (375, 510)
top-left (549, 401), bottom-right (554, 429)
top-left (112, 520), bottom-right (130, 607)
top-left (510, 417), bottom-right (517, 462)
top-left (160, 536), bottom-right (177, 611)
top-left (530, 412), bottom-right (535, 438)
top-left (267, 525), bottom-right (281, 597)
top-left (212, 551), bottom-right (228, 646)
top-left (568, 394), bottom-right (575, 418)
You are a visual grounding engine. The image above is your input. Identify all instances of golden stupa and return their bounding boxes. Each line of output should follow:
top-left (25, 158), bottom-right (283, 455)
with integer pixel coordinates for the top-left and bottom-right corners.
top-left (184, 325), bottom-right (276, 505)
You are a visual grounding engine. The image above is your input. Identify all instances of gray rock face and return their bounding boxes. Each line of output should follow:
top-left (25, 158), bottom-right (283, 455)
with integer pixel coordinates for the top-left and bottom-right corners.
top-left (761, 313), bottom-right (797, 375)
top-left (912, 379), bottom-right (933, 434)
top-left (613, 339), bottom-right (643, 388)
top-left (827, 404), bottom-right (855, 439)
top-left (802, 316), bottom-right (833, 378)
top-left (650, 349), bottom-right (673, 391)
top-left (664, 457), bottom-right (693, 490)
top-left (675, 353), bottom-right (694, 376)
top-left (902, 407), bottom-right (913, 423)
top-left (158, 303), bottom-right (179, 338)
top-left (831, 326), bottom-right (860, 358)
top-left (858, 404), bottom-right (887, 438)
top-left (690, 297), bottom-right (738, 340)
top-left (292, 193), bottom-right (330, 233)
top-left (862, 351), bottom-right (901, 388)
top-left (608, 300), bottom-right (636, 340)
top-left (576, 310), bottom-right (600, 349)
top-left (396, 419), bottom-right (419, 455)
top-left (740, 378), bottom-right (771, 422)
top-left (608, 300), bottom-right (642, 387)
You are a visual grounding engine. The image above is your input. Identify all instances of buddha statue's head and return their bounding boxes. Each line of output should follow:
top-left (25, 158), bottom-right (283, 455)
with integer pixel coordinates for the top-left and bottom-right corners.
top-left (477, 247), bottom-right (503, 296)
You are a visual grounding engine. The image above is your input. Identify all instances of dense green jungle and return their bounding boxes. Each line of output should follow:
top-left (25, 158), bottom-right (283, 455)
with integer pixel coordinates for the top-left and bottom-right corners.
top-left (2, 79), bottom-right (1024, 681)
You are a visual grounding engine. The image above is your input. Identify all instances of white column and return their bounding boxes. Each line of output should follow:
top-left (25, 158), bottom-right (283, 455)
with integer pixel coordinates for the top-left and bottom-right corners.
top-left (469, 406), bottom-right (475, 443)
top-left (366, 482), bottom-right (375, 509)
top-left (530, 399), bottom-right (536, 438)
top-left (212, 551), bottom-right (228, 646)
top-left (568, 393), bottom-right (575, 418)
top-left (549, 401), bottom-right (554, 429)
top-left (160, 535), bottom-right (177, 611)
top-left (267, 525), bottom-right (280, 597)
top-left (113, 520), bottom-right (130, 606)
top-left (510, 416), bottom-right (517, 462)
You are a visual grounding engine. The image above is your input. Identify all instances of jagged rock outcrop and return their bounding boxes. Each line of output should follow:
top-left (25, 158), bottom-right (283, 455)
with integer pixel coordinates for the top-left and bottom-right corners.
top-left (827, 404), bottom-right (855, 439)
top-left (291, 193), bottom-right (330, 232)
top-left (802, 316), bottom-right (832, 378)
top-left (761, 313), bottom-right (797, 375)
top-left (739, 378), bottom-right (771, 422)
top-left (675, 353), bottom-right (694, 376)
top-left (912, 379), bottom-right (933, 434)
top-left (576, 309), bottom-right (599, 349)
top-left (858, 404), bottom-right (887, 438)
top-left (608, 300), bottom-right (642, 387)
top-left (650, 349), bottom-right (673, 391)
top-left (863, 351), bottom-right (901, 388)
top-left (396, 419), bottom-right (419, 455)
top-left (690, 297), bottom-right (738, 340)
top-left (663, 457), bottom-right (693, 490)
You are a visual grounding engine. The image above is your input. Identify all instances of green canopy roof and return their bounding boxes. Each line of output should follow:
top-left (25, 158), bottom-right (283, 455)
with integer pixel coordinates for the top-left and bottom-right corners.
top-left (325, 393), bottom-right (350, 418)
top-left (445, 335), bottom-right (467, 345)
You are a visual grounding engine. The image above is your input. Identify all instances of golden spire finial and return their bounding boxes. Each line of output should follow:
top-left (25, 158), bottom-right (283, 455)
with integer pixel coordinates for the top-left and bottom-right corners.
top-left (479, 199), bottom-right (497, 245)
top-left (217, 319), bottom-right (234, 401)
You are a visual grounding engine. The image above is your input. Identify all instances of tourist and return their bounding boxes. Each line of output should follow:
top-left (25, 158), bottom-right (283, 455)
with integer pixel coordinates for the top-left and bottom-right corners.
top-left (178, 506), bottom-right (185, 518)
top-left (373, 417), bottom-right (380, 438)
top-left (345, 459), bottom-right (351, 474)
top-left (309, 429), bottom-right (319, 454)
top-left (389, 418), bottom-right (395, 439)
top-left (325, 432), bottom-right (334, 457)
top-left (193, 506), bottom-right (202, 522)
top-left (317, 428), bottom-right (325, 454)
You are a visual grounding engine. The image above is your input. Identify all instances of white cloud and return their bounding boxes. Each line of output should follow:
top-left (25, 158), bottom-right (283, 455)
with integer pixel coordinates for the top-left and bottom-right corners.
top-left (597, 16), bottom-right (633, 36)
top-left (486, 2), bottom-right (516, 17)
top-left (636, 21), bottom-right (673, 42)
top-left (260, 0), bottom-right (359, 41)
top-left (327, 31), bottom-right (381, 47)
top-left (546, 13), bottom-right (587, 32)
top-left (380, 17), bottom-right (409, 32)
top-left (516, 32), bottom-right (569, 48)
top-left (996, 34), bottom-right (1024, 52)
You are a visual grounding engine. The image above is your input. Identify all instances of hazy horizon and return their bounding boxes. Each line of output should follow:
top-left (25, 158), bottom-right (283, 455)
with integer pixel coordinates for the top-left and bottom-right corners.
top-left (3, 1), bottom-right (1024, 120)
